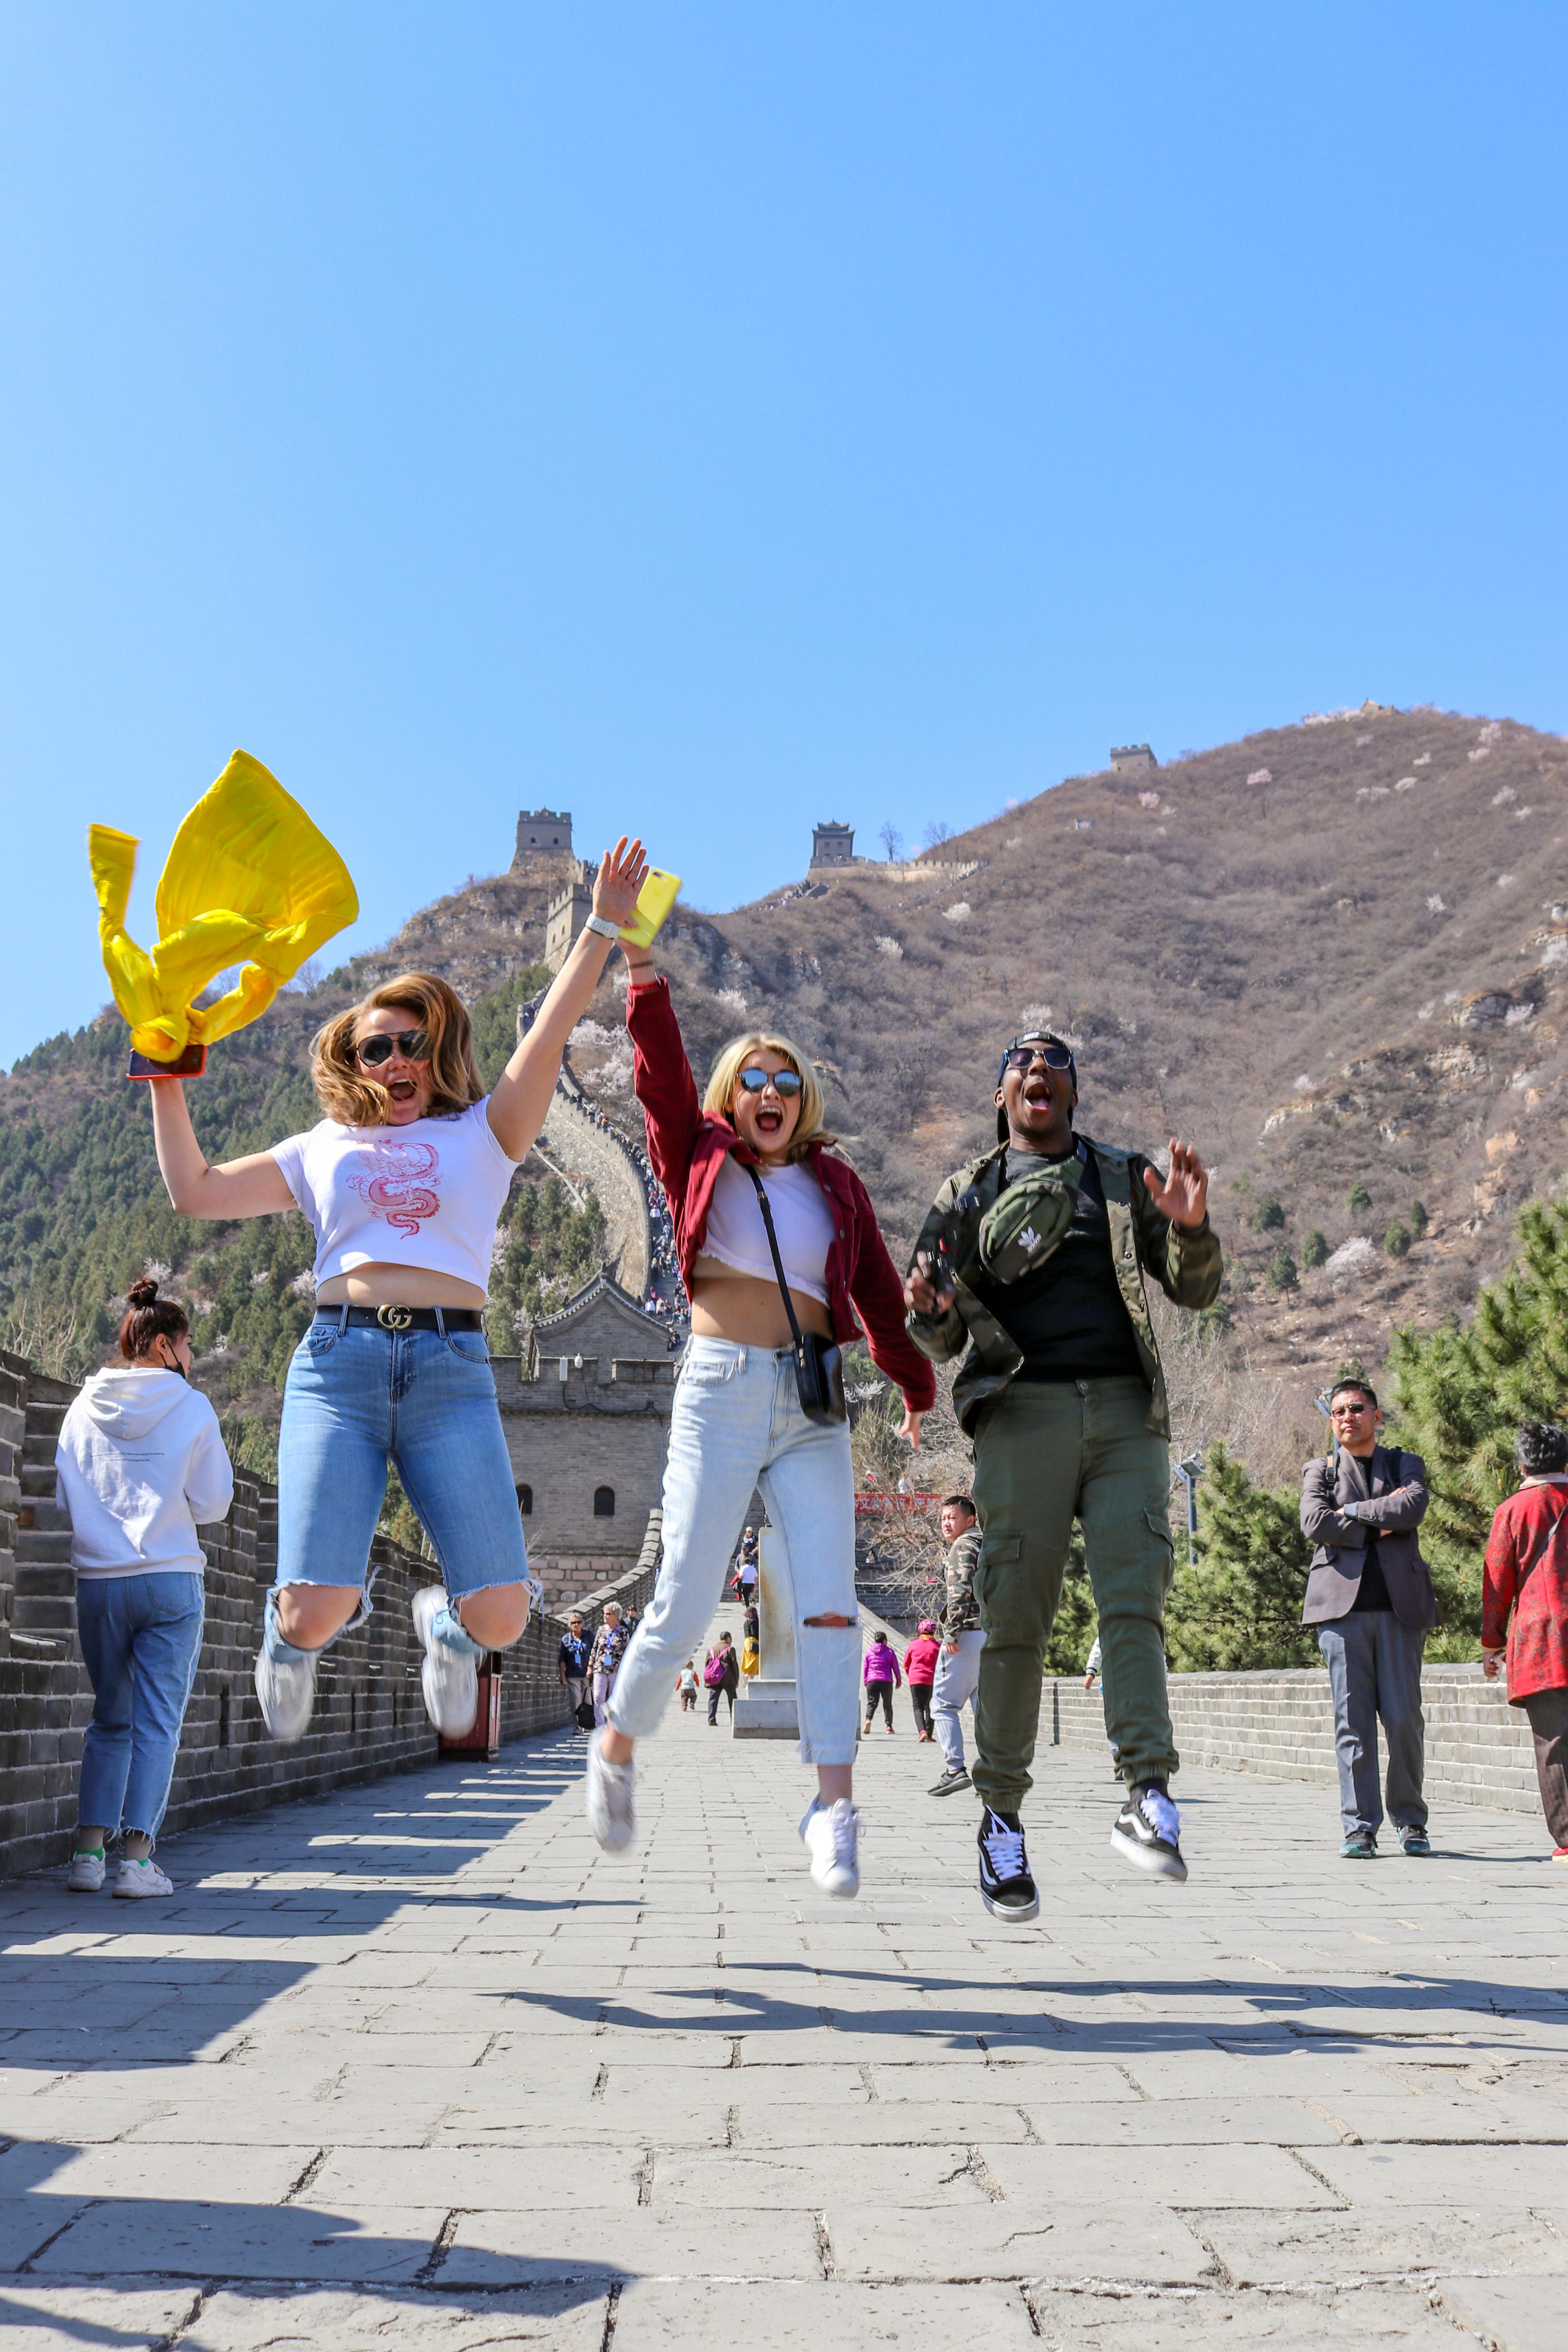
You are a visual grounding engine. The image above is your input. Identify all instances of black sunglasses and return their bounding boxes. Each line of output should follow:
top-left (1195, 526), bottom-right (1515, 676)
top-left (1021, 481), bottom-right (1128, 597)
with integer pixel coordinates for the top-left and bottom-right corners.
top-left (355, 1028), bottom-right (430, 1067)
top-left (1000, 1042), bottom-right (1073, 1075)
top-left (736, 1067), bottom-right (803, 1097)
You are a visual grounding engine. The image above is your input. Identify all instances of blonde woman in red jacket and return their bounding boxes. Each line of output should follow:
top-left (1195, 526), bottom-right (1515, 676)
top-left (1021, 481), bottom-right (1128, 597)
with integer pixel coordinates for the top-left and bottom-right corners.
top-left (1483, 1419), bottom-right (1568, 1859)
top-left (584, 946), bottom-right (936, 1898)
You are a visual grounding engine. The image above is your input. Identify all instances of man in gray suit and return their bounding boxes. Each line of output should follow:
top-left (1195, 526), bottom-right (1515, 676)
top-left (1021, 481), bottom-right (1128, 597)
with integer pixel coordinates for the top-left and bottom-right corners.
top-left (1300, 1378), bottom-right (1439, 1858)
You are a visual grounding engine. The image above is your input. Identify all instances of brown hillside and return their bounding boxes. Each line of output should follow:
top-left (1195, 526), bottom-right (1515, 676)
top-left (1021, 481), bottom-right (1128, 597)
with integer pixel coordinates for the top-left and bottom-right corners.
top-left (379, 704), bottom-right (1568, 1412)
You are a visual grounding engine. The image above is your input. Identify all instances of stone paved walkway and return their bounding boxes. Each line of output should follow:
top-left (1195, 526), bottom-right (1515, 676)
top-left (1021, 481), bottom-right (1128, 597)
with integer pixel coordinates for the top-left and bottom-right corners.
top-left (3, 1662), bottom-right (1566, 2350)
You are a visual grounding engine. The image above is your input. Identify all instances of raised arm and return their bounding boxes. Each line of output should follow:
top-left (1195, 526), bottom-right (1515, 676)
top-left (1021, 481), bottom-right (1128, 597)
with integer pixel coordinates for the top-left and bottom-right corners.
top-left (149, 1079), bottom-right (296, 1220)
top-left (624, 965), bottom-right (704, 1210)
top-left (486, 838), bottom-right (648, 1161)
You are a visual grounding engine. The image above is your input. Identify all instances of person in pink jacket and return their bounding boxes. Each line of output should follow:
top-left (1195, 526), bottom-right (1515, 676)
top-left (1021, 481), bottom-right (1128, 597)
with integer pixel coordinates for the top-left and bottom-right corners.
top-left (903, 1620), bottom-right (942, 1742)
top-left (863, 1632), bottom-right (902, 1733)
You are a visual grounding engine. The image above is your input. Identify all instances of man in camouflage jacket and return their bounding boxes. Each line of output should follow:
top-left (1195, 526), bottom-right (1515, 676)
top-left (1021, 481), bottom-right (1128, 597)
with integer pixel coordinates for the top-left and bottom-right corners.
top-left (929, 1495), bottom-right (984, 1797)
top-left (904, 1029), bottom-right (1222, 1915)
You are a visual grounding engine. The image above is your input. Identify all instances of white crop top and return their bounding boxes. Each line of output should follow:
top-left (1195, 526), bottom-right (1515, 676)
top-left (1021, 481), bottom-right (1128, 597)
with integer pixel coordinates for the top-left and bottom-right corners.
top-left (270, 1099), bottom-right (519, 1291)
top-left (699, 1155), bottom-right (835, 1306)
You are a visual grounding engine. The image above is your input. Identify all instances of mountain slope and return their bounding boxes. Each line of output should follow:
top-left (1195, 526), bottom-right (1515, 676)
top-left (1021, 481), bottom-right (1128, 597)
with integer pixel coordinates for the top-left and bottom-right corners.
top-left (5, 703), bottom-right (1566, 1446)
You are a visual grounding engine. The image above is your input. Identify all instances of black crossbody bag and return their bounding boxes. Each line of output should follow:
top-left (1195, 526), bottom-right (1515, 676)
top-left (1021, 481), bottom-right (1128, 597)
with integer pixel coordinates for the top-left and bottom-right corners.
top-left (744, 1165), bottom-right (848, 1426)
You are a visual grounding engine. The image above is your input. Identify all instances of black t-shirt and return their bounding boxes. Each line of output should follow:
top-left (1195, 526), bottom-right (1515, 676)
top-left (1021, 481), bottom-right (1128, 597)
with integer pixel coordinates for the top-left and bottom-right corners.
top-left (975, 1146), bottom-right (1145, 1384)
top-left (1345, 1451), bottom-right (1392, 1611)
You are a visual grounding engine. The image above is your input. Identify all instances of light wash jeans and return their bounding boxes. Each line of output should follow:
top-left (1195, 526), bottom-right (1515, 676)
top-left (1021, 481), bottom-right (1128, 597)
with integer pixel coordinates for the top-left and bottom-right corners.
top-left (76, 1571), bottom-right (205, 1847)
top-left (609, 1338), bottom-right (860, 1767)
top-left (931, 1627), bottom-right (986, 1770)
top-left (263, 1313), bottom-right (529, 1670)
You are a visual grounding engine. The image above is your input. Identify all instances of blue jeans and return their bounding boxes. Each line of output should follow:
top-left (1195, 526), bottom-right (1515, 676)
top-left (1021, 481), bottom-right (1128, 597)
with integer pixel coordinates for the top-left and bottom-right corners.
top-left (76, 1572), bottom-right (205, 1847)
top-left (265, 1313), bottom-right (529, 1668)
top-left (608, 1338), bottom-right (860, 1767)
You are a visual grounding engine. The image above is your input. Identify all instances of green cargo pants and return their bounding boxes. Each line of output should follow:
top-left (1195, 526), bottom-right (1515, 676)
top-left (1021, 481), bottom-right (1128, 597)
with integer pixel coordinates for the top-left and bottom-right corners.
top-left (970, 1376), bottom-right (1177, 1809)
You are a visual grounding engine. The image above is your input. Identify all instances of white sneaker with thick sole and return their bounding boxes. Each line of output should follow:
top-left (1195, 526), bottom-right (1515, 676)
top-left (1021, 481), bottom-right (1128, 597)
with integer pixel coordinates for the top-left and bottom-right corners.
top-left (585, 1733), bottom-right (637, 1852)
top-left (67, 1850), bottom-right (105, 1892)
top-left (799, 1798), bottom-right (860, 1898)
top-left (412, 1586), bottom-right (479, 1738)
top-left (114, 1857), bottom-right (173, 1898)
top-left (254, 1641), bottom-right (318, 1743)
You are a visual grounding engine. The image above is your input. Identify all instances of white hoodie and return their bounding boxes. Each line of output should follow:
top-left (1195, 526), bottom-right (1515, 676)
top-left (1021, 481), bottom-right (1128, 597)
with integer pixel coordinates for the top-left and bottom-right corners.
top-left (54, 1367), bottom-right (234, 1579)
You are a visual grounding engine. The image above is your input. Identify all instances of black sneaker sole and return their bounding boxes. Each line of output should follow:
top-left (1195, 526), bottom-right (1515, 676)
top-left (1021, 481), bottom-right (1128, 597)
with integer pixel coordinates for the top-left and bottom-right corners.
top-left (979, 1880), bottom-right (1040, 1922)
top-left (929, 1772), bottom-right (971, 1797)
top-left (1110, 1822), bottom-right (1188, 1882)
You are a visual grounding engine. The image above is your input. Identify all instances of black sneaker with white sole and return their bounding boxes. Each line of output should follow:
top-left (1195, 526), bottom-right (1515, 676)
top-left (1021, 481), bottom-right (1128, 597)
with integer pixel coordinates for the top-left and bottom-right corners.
top-left (929, 1764), bottom-right (971, 1797)
top-left (977, 1806), bottom-right (1039, 1922)
top-left (1111, 1782), bottom-right (1188, 1881)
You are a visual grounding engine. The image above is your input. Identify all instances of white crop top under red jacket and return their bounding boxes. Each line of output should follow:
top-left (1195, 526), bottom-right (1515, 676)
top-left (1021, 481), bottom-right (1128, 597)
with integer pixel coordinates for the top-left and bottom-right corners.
top-left (270, 1099), bottom-right (519, 1291)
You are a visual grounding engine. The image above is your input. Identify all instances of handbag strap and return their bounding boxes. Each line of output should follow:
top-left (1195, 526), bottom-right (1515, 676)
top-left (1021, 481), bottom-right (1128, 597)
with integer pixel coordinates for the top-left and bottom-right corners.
top-left (744, 1164), bottom-right (808, 1352)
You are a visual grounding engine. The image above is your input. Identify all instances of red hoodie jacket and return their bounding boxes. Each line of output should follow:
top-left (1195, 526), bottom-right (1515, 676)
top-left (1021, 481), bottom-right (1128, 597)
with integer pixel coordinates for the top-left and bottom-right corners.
top-left (1483, 1480), bottom-right (1568, 1702)
top-left (626, 977), bottom-right (936, 1412)
top-left (902, 1635), bottom-right (942, 1686)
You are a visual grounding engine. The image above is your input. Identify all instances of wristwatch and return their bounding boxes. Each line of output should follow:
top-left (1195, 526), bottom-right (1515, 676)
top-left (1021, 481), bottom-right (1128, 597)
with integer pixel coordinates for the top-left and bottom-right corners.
top-left (583, 913), bottom-right (622, 942)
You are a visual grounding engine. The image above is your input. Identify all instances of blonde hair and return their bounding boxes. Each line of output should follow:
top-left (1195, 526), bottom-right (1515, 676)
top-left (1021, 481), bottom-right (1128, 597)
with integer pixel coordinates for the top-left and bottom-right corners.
top-left (702, 1029), bottom-right (835, 1162)
top-left (310, 971), bottom-right (485, 1127)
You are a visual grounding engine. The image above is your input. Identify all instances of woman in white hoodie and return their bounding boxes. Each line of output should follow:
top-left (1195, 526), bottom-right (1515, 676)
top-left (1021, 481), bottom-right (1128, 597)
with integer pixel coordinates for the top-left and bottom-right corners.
top-left (55, 1279), bottom-right (233, 1897)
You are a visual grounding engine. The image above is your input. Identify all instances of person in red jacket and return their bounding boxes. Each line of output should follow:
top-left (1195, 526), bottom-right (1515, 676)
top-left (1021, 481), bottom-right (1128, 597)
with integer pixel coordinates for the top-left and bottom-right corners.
top-left (583, 946), bottom-right (936, 1901)
top-left (1482, 1419), bottom-right (1568, 1859)
top-left (903, 1619), bottom-right (942, 1740)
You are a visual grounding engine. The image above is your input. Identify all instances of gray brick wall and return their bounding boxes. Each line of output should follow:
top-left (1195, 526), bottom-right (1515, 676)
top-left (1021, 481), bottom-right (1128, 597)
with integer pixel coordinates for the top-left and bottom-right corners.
top-left (1048, 1665), bottom-right (1543, 1818)
top-left (0, 1348), bottom-right (580, 1880)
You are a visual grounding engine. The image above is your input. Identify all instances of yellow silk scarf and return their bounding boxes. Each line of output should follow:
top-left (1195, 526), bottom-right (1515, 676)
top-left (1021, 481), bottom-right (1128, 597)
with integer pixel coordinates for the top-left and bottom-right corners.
top-left (90, 750), bottom-right (359, 1063)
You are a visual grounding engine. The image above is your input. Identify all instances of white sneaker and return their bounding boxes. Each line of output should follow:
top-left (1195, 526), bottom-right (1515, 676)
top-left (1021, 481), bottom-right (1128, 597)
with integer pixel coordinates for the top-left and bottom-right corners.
top-left (412, 1586), bottom-right (479, 1738)
top-left (254, 1641), bottom-right (317, 1743)
top-left (585, 1733), bottom-right (637, 1853)
top-left (67, 1849), bottom-right (105, 1892)
top-left (114, 1857), bottom-right (173, 1898)
top-left (799, 1798), bottom-right (860, 1898)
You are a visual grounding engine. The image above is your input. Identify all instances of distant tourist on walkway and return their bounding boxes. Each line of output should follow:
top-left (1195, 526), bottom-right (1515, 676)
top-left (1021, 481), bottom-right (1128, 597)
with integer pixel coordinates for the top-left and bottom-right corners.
top-left (704, 1630), bottom-right (739, 1724)
top-left (590, 1602), bottom-right (630, 1728)
top-left (583, 939), bottom-right (934, 1900)
top-left (558, 1613), bottom-right (591, 1732)
top-left (1482, 1421), bottom-right (1568, 1860)
top-left (862, 1631), bottom-right (901, 1732)
top-left (144, 838), bottom-right (648, 1750)
top-left (677, 1661), bottom-right (700, 1713)
top-left (930, 1494), bottom-right (983, 1797)
top-left (55, 1279), bottom-right (233, 1898)
top-left (903, 1621), bottom-right (941, 1740)
top-left (1300, 1379), bottom-right (1437, 1860)
top-left (905, 1029), bottom-right (1221, 1918)
top-left (734, 1528), bottom-right (759, 1602)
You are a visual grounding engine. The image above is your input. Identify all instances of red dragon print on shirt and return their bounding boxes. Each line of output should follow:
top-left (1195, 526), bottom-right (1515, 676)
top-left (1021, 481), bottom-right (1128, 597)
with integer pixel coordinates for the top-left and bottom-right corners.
top-left (345, 1139), bottom-right (441, 1237)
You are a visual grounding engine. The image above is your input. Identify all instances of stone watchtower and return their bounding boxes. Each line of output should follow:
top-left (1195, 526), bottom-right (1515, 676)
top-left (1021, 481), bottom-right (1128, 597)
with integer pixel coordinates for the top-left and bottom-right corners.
top-left (513, 809), bottom-right (573, 866)
top-left (1109, 745), bottom-right (1157, 774)
top-left (544, 867), bottom-right (595, 973)
top-left (810, 820), bottom-right (855, 869)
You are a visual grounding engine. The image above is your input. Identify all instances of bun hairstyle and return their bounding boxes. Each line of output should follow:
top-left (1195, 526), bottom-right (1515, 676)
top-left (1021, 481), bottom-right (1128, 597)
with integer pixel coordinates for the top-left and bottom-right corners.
top-left (1517, 1420), bottom-right (1568, 1477)
top-left (310, 971), bottom-right (485, 1128)
top-left (118, 1278), bottom-right (190, 1363)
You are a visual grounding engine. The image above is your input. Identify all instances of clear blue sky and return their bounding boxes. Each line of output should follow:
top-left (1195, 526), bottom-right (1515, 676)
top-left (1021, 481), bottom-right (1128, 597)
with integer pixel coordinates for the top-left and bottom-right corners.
top-left (2, 5), bottom-right (1564, 1066)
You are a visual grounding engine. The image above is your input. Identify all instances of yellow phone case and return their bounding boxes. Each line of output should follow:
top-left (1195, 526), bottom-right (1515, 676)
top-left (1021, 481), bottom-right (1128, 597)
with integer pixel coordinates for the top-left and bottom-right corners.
top-left (620, 867), bottom-right (681, 949)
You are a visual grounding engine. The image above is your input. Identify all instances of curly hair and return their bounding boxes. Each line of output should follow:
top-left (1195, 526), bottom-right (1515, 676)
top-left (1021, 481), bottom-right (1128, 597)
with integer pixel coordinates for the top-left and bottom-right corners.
top-left (119, 1277), bottom-right (189, 1362)
top-left (1517, 1420), bottom-right (1568, 1477)
top-left (310, 972), bottom-right (485, 1127)
top-left (702, 1029), bottom-right (835, 1163)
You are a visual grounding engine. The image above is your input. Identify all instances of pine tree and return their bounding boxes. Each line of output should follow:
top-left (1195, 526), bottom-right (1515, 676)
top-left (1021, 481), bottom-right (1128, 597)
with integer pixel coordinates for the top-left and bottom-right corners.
top-left (1165, 1445), bottom-right (1318, 1670)
top-left (1387, 1198), bottom-right (1568, 1633)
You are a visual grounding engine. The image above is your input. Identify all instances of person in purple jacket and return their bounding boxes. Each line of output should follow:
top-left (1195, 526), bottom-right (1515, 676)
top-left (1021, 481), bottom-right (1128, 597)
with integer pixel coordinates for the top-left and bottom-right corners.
top-left (863, 1631), bottom-right (902, 1733)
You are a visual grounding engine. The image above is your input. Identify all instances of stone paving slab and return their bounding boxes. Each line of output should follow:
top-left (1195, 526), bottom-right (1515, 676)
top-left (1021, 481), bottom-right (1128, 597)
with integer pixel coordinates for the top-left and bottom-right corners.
top-left (4, 1654), bottom-right (1566, 2347)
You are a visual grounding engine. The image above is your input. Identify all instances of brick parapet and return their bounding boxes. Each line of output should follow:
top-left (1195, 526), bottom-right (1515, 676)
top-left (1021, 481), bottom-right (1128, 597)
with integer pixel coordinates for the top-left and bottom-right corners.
top-left (1049, 1666), bottom-right (1542, 1818)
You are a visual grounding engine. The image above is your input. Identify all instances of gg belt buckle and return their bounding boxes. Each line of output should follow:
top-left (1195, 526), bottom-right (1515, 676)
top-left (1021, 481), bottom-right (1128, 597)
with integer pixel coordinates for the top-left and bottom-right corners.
top-left (376, 1303), bottom-right (414, 1331)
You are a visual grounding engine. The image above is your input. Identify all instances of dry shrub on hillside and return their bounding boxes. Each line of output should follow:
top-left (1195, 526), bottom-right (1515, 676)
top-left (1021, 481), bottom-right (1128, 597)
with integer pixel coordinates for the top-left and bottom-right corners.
top-left (1151, 1292), bottom-right (1317, 1490)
